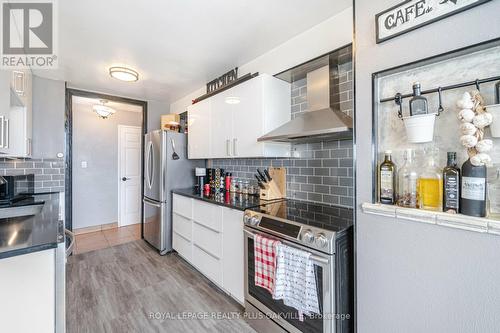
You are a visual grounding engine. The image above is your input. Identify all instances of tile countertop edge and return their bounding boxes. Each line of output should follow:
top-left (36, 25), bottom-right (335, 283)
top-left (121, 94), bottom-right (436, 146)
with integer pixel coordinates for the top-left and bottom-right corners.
top-left (0, 242), bottom-right (58, 260)
top-left (361, 202), bottom-right (499, 235)
top-left (172, 189), bottom-right (264, 211)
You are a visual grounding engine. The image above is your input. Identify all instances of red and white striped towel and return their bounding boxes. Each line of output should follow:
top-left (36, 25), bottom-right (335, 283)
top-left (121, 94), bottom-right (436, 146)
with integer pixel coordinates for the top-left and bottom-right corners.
top-left (254, 234), bottom-right (280, 294)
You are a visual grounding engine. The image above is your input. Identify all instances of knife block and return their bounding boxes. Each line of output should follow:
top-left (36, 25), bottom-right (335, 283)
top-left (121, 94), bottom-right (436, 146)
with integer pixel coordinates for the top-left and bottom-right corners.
top-left (259, 167), bottom-right (286, 201)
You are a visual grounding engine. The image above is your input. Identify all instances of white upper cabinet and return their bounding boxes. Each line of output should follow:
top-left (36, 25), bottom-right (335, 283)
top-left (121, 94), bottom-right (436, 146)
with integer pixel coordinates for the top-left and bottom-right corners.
top-left (187, 98), bottom-right (211, 159)
top-left (0, 69), bottom-right (33, 158)
top-left (187, 74), bottom-right (291, 159)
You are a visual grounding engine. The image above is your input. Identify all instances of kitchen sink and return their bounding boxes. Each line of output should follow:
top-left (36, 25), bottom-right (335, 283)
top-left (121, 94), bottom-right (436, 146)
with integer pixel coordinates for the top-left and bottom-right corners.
top-left (0, 203), bottom-right (44, 219)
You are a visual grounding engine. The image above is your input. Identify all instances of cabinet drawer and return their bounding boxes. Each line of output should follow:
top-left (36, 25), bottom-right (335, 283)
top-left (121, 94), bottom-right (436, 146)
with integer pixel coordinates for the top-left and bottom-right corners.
top-left (173, 194), bottom-right (192, 219)
top-left (173, 213), bottom-right (191, 241)
top-left (192, 201), bottom-right (222, 232)
top-left (192, 222), bottom-right (222, 259)
top-left (173, 232), bottom-right (191, 262)
top-left (192, 244), bottom-right (222, 286)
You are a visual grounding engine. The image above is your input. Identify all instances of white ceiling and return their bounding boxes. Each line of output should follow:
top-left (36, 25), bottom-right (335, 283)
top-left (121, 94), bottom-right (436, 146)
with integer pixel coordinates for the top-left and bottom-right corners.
top-left (72, 96), bottom-right (143, 113)
top-left (34, 0), bottom-right (351, 104)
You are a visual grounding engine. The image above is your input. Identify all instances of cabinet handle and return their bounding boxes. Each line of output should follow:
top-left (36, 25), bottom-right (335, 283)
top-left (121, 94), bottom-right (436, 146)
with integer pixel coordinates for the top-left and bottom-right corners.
top-left (26, 138), bottom-right (31, 156)
top-left (226, 139), bottom-right (231, 157)
top-left (13, 71), bottom-right (25, 96)
top-left (4, 119), bottom-right (8, 149)
top-left (233, 138), bottom-right (238, 156)
top-left (0, 116), bottom-right (4, 148)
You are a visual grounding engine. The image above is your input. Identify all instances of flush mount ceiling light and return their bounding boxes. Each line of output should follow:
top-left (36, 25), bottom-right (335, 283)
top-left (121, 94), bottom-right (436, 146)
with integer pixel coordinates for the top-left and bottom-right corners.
top-left (93, 100), bottom-right (116, 119)
top-left (109, 66), bottom-right (139, 82)
top-left (225, 96), bottom-right (240, 104)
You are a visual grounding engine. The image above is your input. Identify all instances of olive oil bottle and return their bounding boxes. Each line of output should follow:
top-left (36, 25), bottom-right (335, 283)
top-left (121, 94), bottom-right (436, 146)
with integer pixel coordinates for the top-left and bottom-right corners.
top-left (379, 151), bottom-right (396, 205)
top-left (418, 148), bottom-right (443, 211)
top-left (442, 152), bottom-right (460, 213)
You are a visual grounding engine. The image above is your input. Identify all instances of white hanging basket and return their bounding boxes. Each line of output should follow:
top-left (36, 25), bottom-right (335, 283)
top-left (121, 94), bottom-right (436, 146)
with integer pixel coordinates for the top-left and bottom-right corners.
top-left (402, 113), bottom-right (436, 143)
top-left (486, 104), bottom-right (500, 138)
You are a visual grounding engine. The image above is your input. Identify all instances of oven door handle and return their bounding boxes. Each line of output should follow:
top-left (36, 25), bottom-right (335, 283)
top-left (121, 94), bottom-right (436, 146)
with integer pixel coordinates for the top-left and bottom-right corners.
top-left (243, 228), bottom-right (330, 265)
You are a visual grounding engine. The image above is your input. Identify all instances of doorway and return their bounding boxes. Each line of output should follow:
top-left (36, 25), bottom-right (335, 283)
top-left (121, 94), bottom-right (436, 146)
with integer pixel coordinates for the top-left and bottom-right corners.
top-left (118, 125), bottom-right (142, 227)
top-left (65, 89), bottom-right (147, 253)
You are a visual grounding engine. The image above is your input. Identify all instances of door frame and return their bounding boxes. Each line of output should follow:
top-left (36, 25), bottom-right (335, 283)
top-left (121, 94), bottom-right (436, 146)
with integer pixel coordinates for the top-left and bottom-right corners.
top-left (117, 125), bottom-right (142, 227)
top-left (65, 87), bottom-right (148, 237)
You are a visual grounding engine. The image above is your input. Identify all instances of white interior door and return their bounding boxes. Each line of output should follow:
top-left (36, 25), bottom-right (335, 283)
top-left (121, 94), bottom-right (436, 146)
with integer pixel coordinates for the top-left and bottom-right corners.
top-left (118, 125), bottom-right (142, 227)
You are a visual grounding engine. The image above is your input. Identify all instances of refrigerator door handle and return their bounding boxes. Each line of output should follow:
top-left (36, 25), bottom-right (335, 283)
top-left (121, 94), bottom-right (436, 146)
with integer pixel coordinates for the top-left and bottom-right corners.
top-left (150, 141), bottom-right (155, 189)
top-left (143, 197), bottom-right (161, 207)
top-left (146, 141), bottom-right (154, 189)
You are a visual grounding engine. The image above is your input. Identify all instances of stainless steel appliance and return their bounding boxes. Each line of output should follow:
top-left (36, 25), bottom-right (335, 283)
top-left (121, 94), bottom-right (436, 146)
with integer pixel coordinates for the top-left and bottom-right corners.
top-left (0, 174), bottom-right (34, 204)
top-left (243, 199), bottom-right (353, 333)
top-left (143, 130), bottom-right (205, 254)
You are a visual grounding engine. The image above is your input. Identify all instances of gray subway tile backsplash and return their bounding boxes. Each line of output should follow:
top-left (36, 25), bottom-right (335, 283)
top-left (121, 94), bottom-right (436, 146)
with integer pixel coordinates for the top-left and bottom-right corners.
top-left (0, 158), bottom-right (65, 192)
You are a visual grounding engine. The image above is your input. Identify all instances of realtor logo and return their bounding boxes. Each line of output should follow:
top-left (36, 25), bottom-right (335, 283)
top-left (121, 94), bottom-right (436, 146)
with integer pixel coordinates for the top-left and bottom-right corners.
top-left (1, 0), bottom-right (57, 68)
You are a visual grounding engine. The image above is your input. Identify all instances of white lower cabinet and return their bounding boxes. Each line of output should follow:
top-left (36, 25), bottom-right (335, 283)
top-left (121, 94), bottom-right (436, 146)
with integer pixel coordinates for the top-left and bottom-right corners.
top-left (222, 208), bottom-right (245, 304)
top-left (172, 194), bottom-right (245, 304)
top-left (192, 244), bottom-right (223, 286)
top-left (0, 249), bottom-right (55, 333)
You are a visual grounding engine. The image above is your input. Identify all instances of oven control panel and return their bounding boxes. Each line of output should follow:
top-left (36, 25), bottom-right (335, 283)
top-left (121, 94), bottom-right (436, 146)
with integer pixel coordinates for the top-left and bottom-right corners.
top-left (243, 210), bottom-right (335, 254)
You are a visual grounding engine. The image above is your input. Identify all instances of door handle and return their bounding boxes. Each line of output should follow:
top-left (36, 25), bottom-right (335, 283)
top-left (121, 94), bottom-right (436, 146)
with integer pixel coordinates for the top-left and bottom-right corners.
top-left (122, 177), bottom-right (130, 181)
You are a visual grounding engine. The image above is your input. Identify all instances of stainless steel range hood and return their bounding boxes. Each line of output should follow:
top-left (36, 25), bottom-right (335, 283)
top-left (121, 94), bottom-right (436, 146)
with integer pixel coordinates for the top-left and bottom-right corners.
top-left (258, 64), bottom-right (353, 143)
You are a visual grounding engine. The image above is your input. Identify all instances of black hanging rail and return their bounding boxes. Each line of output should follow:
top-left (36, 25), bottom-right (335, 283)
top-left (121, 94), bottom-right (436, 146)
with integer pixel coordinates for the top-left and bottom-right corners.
top-left (379, 75), bottom-right (500, 103)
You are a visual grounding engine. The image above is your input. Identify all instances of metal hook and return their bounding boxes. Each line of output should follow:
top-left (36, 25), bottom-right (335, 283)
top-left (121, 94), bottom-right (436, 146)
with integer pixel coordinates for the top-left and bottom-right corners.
top-left (394, 93), bottom-right (403, 119)
top-left (475, 79), bottom-right (480, 91)
top-left (437, 87), bottom-right (444, 115)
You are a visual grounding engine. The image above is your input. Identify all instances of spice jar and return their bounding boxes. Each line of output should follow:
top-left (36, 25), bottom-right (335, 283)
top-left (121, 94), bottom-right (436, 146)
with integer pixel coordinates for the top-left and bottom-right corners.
top-left (241, 180), bottom-right (249, 194)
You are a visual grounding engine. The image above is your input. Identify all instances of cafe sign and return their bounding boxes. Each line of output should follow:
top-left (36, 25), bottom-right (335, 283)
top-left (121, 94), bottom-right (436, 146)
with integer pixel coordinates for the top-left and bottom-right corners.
top-left (376, 0), bottom-right (490, 43)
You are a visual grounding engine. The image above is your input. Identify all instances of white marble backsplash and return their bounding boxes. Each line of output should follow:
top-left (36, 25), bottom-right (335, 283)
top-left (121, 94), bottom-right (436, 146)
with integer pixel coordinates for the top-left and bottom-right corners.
top-left (375, 45), bottom-right (500, 180)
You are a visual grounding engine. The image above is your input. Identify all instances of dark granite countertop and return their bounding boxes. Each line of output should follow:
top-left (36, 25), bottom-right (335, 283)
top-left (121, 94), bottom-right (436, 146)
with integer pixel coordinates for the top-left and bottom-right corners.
top-left (173, 188), bottom-right (269, 211)
top-left (0, 193), bottom-right (63, 260)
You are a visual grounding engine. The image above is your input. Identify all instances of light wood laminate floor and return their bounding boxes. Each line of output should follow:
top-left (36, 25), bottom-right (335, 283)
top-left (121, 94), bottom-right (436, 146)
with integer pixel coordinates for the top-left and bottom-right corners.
top-left (67, 240), bottom-right (256, 333)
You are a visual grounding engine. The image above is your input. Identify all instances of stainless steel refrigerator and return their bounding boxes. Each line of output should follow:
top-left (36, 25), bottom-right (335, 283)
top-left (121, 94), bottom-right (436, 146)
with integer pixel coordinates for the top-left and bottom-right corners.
top-left (143, 130), bottom-right (205, 254)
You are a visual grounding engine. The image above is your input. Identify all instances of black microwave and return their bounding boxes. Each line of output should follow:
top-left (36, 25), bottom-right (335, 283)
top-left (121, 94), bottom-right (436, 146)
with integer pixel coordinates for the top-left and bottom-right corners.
top-left (0, 174), bottom-right (34, 204)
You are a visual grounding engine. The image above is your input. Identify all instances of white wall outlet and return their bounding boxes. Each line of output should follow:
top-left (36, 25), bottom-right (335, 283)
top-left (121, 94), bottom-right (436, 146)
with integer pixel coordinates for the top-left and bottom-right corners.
top-left (81, 161), bottom-right (88, 168)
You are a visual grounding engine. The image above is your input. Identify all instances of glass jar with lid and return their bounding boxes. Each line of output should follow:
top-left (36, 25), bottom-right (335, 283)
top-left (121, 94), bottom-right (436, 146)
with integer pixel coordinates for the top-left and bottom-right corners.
top-left (241, 180), bottom-right (250, 195)
top-left (230, 177), bottom-right (238, 193)
top-left (397, 149), bottom-right (419, 208)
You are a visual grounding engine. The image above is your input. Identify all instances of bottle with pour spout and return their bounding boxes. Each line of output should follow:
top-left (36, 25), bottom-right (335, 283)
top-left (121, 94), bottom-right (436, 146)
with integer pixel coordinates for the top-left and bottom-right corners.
top-left (409, 82), bottom-right (428, 116)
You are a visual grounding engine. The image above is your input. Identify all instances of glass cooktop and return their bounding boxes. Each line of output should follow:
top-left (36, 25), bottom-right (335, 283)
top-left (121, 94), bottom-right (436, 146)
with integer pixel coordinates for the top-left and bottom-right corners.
top-left (248, 199), bottom-right (353, 233)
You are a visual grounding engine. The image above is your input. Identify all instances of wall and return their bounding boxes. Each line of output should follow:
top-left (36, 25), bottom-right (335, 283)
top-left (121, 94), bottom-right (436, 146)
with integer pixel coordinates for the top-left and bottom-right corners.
top-left (169, 6), bottom-right (353, 115)
top-left (355, 1), bottom-right (500, 332)
top-left (147, 100), bottom-right (170, 131)
top-left (72, 103), bottom-right (142, 229)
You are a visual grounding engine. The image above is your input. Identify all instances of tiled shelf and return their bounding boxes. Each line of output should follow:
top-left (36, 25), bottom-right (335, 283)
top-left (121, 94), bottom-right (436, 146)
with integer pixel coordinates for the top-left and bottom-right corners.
top-left (362, 202), bottom-right (500, 235)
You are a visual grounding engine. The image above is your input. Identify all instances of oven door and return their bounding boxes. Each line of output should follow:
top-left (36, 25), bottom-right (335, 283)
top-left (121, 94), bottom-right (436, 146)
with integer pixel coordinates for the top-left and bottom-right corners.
top-left (244, 227), bottom-right (334, 333)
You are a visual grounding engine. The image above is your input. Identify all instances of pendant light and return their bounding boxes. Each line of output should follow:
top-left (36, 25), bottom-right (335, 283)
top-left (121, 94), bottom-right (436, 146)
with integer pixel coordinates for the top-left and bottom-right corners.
top-left (93, 100), bottom-right (116, 119)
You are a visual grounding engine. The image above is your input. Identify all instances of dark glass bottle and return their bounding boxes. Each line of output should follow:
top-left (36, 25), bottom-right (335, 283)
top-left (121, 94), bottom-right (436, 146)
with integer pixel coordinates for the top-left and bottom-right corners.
top-left (379, 151), bottom-right (396, 205)
top-left (409, 82), bottom-right (428, 116)
top-left (460, 158), bottom-right (487, 217)
top-left (442, 152), bottom-right (460, 213)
